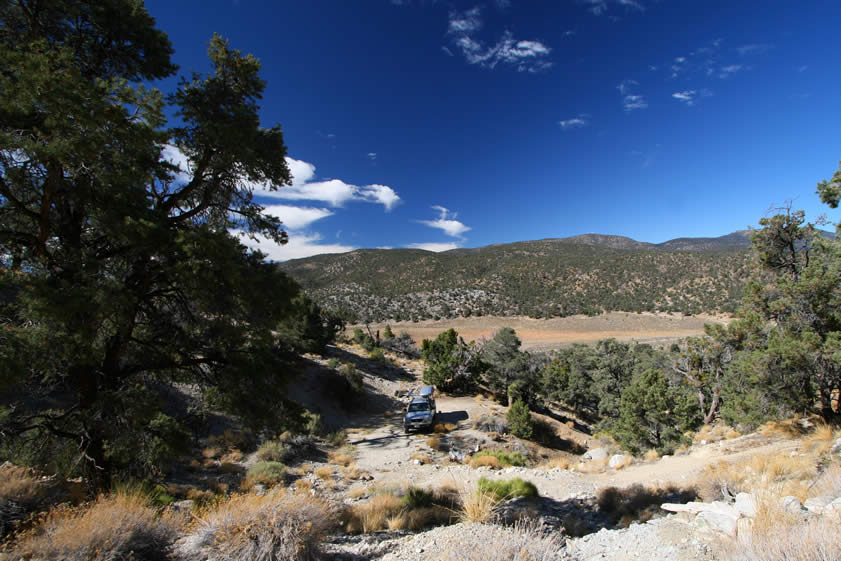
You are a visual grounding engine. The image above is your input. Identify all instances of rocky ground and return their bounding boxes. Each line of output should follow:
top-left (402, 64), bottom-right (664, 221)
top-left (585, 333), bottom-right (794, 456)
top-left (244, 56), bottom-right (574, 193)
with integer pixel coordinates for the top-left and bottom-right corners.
top-left (292, 343), bottom-right (806, 561)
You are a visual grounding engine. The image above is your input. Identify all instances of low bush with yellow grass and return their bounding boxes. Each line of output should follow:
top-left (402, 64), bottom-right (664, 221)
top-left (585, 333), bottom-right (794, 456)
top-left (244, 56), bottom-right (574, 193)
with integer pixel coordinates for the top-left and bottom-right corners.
top-left (426, 435), bottom-right (441, 450)
top-left (342, 485), bottom-right (458, 533)
top-left (469, 455), bottom-right (501, 469)
top-left (175, 488), bottom-right (335, 561)
top-left (6, 489), bottom-right (181, 561)
top-left (242, 461), bottom-right (288, 490)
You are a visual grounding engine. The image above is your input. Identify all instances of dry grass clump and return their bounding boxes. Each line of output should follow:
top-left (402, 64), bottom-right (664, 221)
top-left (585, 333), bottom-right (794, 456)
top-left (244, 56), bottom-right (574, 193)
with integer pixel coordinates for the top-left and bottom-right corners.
top-left (293, 479), bottom-right (314, 494)
top-left (185, 488), bottom-right (215, 504)
top-left (470, 455), bottom-right (501, 469)
top-left (434, 422), bottom-right (458, 434)
top-left (696, 453), bottom-right (818, 502)
top-left (800, 424), bottom-right (839, 456)
top-left (426, 435), bottom-right (442, 450)
top-left (346, 484), bottom-right (368, 500)
top-left (328, 452), bottom-right (354, 467)
top-left (220, 449), bottom-right (244, 463)
top-left (720, 490), bottom-right (841, 561)
top-left (314, 466), bottom-right (334, 481)
top-left (6, 489), bottom-right (181, 561)
top-left (410, 453), bottom-right (432, 465)
top-left (241, 461), bottom-right (287, 490)
top-left (695, 423), bottom-right (741, 444)
top-left (758, 415), bottom-right (812, 438)
top-left (577, 457), bottom-right (609, 474)
top-left (342, 486), bottom-right (458, 533)
top-left (596, 483), bottom-right (697, 527)
top-left (447, 520), bottom-right (565, 561)
top-left (343, 493), bottom-right (403, 533)
top-left (176, 488), bottom-right (335, 561)
top-left (1, 464), bottom-right (56, 538)
top-left (540, 456), bottom-right (571, 470)
top-left (459, 487), bottom-right (501, 523)
top-left (642, 448), bottom-right (660, 462)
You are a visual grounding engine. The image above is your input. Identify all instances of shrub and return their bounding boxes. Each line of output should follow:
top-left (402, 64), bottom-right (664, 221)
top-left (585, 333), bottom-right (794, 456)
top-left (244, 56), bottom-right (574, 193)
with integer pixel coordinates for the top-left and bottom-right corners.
top-left (257, 440), bottom-right (290, 463)
top-left (402, 487), bottom-right (436, 509)
top-left (326, 429), bottom-right (347, 447)
top-left (426, 435), bottom-right (441, 450)
top-left (596, 483), bottom-right (696, 527)
top-left (474, 415), bottom-right (509, 434)
top-left (507, 399), bottom-right (534, 440)
top-left (7, 489), bottom-right (181, 561)
top-left (340, 363), bottom-right (363, 391)
top-left (473, 449), bottom-right (526, 467)
top-left (326, 357), bottom-right (340, 369)
top-left (176, 488), bottom-right (335, 561)
top-left (369, 347), bottom-right (387, 363)
top-left (243, 462), bottom-right (288, 489)
top-left (382, 331), bottom-right (420, 358)
top-left (477, 477), bottom-right (538, 502)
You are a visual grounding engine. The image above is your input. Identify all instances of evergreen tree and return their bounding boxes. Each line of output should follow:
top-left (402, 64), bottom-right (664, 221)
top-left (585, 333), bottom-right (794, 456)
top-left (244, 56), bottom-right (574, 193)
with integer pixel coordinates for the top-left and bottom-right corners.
top-left (0, 0), bottom-right (325, 488)
top-left (421, 329), bottom-right (481, 392)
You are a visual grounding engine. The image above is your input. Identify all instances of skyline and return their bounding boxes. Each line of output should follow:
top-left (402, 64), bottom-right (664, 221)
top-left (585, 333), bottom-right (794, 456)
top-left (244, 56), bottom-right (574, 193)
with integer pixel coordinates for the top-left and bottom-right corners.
top-left (145, 0), bottom-right (841, 260)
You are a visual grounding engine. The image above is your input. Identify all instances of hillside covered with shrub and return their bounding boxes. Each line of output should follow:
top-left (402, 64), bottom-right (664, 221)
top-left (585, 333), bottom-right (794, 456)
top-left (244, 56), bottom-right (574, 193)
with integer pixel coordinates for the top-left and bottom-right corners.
top-left (281, 234), bottom-right (754, 320)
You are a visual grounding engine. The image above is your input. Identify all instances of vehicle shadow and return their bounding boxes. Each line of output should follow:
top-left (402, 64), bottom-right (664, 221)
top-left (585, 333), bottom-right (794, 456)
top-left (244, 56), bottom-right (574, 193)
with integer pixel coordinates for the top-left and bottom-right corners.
top-left (435, 410), bottom-right (469, 424)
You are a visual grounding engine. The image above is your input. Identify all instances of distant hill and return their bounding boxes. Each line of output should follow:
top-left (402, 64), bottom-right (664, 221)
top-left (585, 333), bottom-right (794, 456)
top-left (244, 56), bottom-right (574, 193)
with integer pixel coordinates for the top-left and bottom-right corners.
top-left (279, 232), bottom-right (759, 322)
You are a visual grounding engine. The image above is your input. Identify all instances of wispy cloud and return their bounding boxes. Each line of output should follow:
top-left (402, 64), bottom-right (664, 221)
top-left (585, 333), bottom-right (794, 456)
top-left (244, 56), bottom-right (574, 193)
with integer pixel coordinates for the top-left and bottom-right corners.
top-left (559, 114), bottom-right (590, 129)
top-left (408, 242), bottom-right (460, 252)
top-left (418, 205), bottom-right (471, 238)
top-left (582, 0), bottom-right (645, 15)
top-left (672, 89), bottom-right (712, 106)
top-left (622, 95), bottom-right (647, 111)
top-left (672, 90), bottom-right (696, 105)
top-left (618, 81), bottom-right (647, 111)
top-left (737, 43), bottom-right (772, 56)
top-left (798, 65), bottom-right (808, 73)
top-left (446, 8), bottom-right (552, 72)
top-left (367, 152), bottom-right (377, 160)
top-left (718, 64), bottom-right (742, 78)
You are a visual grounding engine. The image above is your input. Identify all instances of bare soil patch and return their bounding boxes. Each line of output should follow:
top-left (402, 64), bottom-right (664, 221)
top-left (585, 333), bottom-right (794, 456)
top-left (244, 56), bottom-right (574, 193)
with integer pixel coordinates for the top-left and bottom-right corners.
top-left (364, 312), bottom-right (729, 351)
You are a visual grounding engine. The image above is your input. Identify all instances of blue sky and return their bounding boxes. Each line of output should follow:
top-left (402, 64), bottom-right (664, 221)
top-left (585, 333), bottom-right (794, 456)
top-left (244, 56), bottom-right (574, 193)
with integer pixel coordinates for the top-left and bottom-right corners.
top-left (145, 0), bottom-right (841, 260)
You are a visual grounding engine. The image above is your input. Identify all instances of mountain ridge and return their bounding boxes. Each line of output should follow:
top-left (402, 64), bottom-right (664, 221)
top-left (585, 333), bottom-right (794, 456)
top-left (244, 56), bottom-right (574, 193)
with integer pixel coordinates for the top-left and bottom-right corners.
top-left (279, 231), bottom-right (758, 322)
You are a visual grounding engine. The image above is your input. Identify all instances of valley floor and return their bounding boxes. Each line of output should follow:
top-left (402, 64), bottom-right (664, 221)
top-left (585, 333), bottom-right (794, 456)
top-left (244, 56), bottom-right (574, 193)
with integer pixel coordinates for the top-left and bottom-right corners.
top-left (363, 311), bottom-right (730, 351)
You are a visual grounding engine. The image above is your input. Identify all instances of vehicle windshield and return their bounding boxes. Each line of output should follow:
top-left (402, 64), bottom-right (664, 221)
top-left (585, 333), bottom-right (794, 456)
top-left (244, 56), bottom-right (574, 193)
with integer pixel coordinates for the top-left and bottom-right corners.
top-left (408, 402), bottom-right (429, 413)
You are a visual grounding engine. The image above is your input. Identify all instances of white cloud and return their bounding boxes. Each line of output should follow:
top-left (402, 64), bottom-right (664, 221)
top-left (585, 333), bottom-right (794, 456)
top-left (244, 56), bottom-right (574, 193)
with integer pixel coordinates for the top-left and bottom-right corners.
top-left (737, 44), bottom-right (772, 56)
top-left (261, 204), bottom-right (332, 230)
top-left (408, 242), bottom-right (460, 252)
top-left (559, 114), bottom-right (590, 129)
top-left (672, 90), bottom-right (696, 105)
top-left (623, 94), bottom-right (647, 111)
top-left (239, 231), bottom-right (356, 261)
top-left (418, 206), bottom-right (471, 238)
top-left (254, 172), bottom-right (401, 211)
top-left (161, 144), bottom-right (192, 184)
top-left (286, 157), bottom-right (316, 186)
top-left (617, 79), bottom-right (638, 96)
top-left (617, 80), bottom-right (647, 111)
top-left (367, 152), bottom-right (377, 160)
top-left (719, 64), bottom-right (742, 78)
top-left (448, 7), bottom-right (482, 34)
top-left (446, 9), bottom-right (552, 72)
top-left (582, 0), bottom-right (644, 15)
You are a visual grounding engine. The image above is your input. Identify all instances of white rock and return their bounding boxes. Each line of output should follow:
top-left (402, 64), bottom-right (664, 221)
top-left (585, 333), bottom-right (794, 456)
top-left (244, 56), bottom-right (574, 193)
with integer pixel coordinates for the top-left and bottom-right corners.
top-left (584, 447), bottom-right (608, 461)
top-left (804, 496), bottom-right (833, 514)
top-left (779, 495), bottom-right (804, 514)
top-left (696, 510), bottom-right (738, 536)
top-left (608, 454), bottom-right (628, 469)
top-left (831, 437), bottom-right (841, 455)
top-left (734, 493), bottom-right (757, 517)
